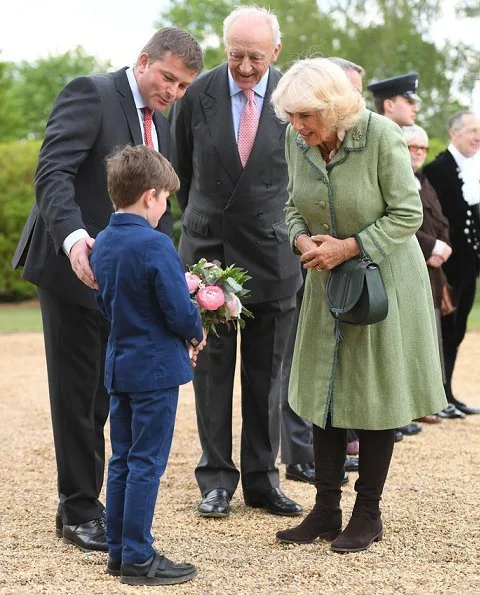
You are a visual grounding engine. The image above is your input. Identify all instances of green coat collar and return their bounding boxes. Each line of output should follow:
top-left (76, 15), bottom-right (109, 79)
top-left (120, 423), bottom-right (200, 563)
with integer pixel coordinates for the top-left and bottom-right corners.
top-left (294, 109), bottom-right (373, 174)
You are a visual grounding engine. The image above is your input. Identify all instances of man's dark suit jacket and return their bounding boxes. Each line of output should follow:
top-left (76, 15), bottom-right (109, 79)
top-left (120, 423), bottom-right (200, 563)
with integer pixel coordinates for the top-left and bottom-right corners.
top-left (169, 64), bottom-right (302, 303)
top-left (423, 150), bottom-right (480, 284)
top-left (12, 68), bottom-right (172, 310)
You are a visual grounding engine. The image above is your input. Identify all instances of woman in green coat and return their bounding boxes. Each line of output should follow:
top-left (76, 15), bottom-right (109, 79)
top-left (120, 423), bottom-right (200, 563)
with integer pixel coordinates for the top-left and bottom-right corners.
top-left (271, 58), bottom-right (446, 553)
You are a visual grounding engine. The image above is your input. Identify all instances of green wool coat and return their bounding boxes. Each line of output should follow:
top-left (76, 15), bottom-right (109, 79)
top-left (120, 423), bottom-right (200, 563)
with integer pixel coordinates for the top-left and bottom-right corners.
top-left (285, 109), bottom-right (447, 430)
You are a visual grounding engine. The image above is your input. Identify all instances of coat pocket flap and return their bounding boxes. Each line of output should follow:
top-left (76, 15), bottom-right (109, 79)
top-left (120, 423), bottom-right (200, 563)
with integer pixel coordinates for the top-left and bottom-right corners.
top-left (182, 208), bottom-right (209, 236)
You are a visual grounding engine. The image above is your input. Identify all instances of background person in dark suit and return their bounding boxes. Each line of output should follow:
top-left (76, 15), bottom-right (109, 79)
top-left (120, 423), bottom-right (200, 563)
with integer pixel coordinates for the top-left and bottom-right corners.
top-left (423, 111), bottom-right (480, 416)
top-left (11, 28), bottom-right (203, 552)
top-left (169, 6), bottom-right (303, 518)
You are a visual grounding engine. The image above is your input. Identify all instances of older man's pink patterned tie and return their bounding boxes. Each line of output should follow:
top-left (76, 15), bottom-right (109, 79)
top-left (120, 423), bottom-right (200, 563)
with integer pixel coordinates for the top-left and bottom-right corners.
top-left (237, 89), bottom-right (259, 167)
top-left (141, 107), bottom-right (154, 148)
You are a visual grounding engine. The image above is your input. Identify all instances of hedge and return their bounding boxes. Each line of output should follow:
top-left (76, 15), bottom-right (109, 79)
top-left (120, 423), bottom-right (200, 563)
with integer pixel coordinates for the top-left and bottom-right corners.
top-left (0, 141), bottom-right (40, 301)
top-left (0, 135), bottom-right (447, 302)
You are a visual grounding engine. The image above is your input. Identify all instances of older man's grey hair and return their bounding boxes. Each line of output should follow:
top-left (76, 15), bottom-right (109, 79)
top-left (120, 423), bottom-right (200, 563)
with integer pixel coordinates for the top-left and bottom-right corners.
top-left (223, 6), bottom-right (281, 46)
top-left (448, 111), bottom-right (475, 132)
top-left (328, 57), bottom-right (365, 77)
top-left (402, 124), bottom-right (428, 146)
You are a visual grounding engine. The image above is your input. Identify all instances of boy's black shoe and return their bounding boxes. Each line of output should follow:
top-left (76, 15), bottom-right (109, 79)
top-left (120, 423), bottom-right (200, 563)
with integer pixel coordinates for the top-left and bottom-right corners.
top-left (105, 557), bottom-right (121, 576)
top-left (121, 552), bottom-right (197, 586)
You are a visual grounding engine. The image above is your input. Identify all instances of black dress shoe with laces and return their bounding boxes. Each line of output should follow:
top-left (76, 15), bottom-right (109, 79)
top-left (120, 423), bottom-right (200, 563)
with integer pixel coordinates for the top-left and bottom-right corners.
top-left (62, 517), bottom-right (108, 552)
top-left (344, 456), bottom-right (359, 472)
top-left (285, 463), bottom-right (315, 484)
top-left (399, 423), bottom-right (422, 436)
top-left (437, 404), bottom-right (466, 419)
top-left (394, 430), bottom-right (404, 442)
top-left (448, 397), bottom-right (480, 415)
top-left (121, 551), bottom-right (197, 586)
top-left (245, 487), bottom-right (303, 516)
top-left (198, 488), bottom-right (231, 517)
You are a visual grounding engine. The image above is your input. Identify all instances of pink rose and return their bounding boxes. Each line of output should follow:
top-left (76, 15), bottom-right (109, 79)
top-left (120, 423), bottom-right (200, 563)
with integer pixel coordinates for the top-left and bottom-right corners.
top-left (226, 294), bottom-right (242, 317)
top-left (185, 272), bottom-right (201, 293)
top-left (197, 286), bottom-right (225, 311)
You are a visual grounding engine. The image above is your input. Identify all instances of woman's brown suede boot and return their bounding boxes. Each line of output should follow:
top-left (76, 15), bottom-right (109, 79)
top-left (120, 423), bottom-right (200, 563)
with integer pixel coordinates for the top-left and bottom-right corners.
top-left (276, 423), bottom-right (346, 544)
top-left (331, 428), bottom-right (395, 553)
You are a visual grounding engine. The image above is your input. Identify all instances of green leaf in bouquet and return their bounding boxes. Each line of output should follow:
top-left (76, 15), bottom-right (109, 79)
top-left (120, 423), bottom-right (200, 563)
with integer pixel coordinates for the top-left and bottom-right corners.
top-left (225, 276), bottom-right (242, 293)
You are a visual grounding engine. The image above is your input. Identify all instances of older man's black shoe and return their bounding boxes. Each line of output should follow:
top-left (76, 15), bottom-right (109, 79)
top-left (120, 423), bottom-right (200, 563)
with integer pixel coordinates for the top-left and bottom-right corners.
top-left (448, 397), bottom-right (480, 415)
top-left (394, 430), bottom-right (404, 442)
top-left (63, 517), bottom-right (108, 552)
top-left (245, 487), bottom-right (303, 516)
top-left (285, 463), bottom-right (315, 484)
top-left (198, 488), bottom-right (231, 517)
top-left (121, 552), bottom-right (197, 586)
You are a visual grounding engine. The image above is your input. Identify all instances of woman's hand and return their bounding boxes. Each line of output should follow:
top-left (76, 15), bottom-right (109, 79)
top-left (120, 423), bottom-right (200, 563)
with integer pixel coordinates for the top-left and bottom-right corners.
top-left (301, 235), bottom-right (360, 271)
top-left (426, 255), bottom-right (444, 268)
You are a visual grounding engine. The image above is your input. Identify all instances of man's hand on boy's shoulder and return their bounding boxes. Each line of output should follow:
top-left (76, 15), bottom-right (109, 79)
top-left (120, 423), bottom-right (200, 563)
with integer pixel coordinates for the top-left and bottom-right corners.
top-left (70, 237), bottom-right (99, 290)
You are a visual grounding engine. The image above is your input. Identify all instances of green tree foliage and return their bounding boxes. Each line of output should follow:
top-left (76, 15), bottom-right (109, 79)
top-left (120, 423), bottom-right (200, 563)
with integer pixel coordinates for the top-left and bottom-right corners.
top-left (2, 47), bottom-right (110, 141)
top-left (0, 141), bottom-right (41, 301)
top-left (157, 0), bottom-right (479, 141)
top-left (0, 59), bottom-right (21, 141)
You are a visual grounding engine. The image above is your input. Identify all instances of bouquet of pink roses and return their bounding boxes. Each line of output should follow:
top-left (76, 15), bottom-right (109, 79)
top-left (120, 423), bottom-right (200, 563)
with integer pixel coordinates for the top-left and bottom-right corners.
top-left (185, 258), bottom-right (253, 336)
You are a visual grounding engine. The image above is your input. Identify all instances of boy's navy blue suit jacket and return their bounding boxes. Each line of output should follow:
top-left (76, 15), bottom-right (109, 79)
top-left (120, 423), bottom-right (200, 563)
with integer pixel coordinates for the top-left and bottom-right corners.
top-left (91, 213), bottom-right (203, 393)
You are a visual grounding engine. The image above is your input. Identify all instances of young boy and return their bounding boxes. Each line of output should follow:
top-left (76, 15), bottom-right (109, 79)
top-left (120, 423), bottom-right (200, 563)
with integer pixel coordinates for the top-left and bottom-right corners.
top-left (90, 145), bottom-right (205, 586)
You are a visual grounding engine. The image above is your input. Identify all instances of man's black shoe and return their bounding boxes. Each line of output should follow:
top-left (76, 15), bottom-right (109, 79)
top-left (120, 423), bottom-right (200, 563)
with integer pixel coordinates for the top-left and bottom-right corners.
top-left (56, 507), bottom-right (106, 539)
top-left (394, 430), bottom-right (404, 442)
top-left (121, 552), bottom-right (197, 586)
top-left (198, 488), bottom-right (231, 517)
top-left (106, 557), bottom-right (121, 576)
top-left (448, 397), bottom-right (480, 415)
top-left (285, 463), bottom-right (315, 484)
top-left (245, 487), bottom-right (303, 516)
top-left (344, 457), bottom-right (359, 472)
top-left (341, 470), bottom-right (349, 485)
top-left (399, 423), bottom-right (422, 436)
top-left (63, 517), bottom-right (108, 552)
top-left (437, 404), bottom-right (466, 419)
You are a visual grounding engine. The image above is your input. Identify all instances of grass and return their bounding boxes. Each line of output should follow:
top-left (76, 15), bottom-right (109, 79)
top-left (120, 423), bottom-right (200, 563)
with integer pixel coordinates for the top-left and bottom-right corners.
top-left (1, 289), bottom-right (480, 333)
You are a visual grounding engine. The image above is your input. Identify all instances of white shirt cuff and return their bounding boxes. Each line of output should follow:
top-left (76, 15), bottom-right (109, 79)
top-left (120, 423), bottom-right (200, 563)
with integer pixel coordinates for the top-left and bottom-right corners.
top-left (432, 239), bottom-right (448, 257)
top-left (63, 229), bottom-right (89, 257)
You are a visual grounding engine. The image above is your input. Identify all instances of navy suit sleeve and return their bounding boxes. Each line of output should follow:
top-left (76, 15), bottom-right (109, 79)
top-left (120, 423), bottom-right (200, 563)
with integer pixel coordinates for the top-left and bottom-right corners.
top-left (146, 236), bottom-right (203, 344)
top-left (35, 76), bottom-right (103, 253)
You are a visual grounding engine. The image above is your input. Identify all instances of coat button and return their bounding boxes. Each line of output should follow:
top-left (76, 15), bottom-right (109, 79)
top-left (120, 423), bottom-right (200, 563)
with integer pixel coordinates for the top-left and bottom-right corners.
top-left (223, 238), bottom-right (229, 243)
top-left (216, 180), bottom-right (221, 185)
top-left (323, 223), bottom-right (330, 231)
top-left (319, 200), bottom-right (326, 208)
top-left (266, 182), bottom-right (272, 188)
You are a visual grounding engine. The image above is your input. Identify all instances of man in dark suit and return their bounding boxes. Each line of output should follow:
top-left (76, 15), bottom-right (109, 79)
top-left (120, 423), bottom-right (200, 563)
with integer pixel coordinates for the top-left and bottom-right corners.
top-left (423, 111), bottom-right (480, 415)
top-left (11, 28), bottom-right (203, 551)
top-left (169, 6), bottom-right (303, 518)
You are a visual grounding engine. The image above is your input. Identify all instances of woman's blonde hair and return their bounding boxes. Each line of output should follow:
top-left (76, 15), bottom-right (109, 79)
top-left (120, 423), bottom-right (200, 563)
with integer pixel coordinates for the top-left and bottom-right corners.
top-left (271, 58), bottom-right (365, 132)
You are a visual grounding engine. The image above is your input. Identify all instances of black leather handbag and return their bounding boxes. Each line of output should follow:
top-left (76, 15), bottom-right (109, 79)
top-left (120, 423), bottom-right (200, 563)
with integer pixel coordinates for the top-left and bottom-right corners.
top-left (325, 254), bottom-right (388, 326)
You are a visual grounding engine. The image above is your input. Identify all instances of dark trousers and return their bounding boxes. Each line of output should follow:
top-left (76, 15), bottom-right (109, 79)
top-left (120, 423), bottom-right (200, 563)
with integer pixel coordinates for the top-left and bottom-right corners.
top-left (280, 288), bottom-right (313, 465)
top-left (39, 288), bottom-right (110, 524)
top-left (106, 387), bottom-right (178, 564)
top-left (193, 296), bottom-right (295, 497)
top-left (442, 272), bottom-right (477, 401)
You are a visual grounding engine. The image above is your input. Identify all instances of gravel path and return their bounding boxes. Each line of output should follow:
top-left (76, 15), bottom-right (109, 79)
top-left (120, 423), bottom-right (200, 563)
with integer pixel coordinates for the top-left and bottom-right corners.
top-left (0, 332), bottom-right (479, 594)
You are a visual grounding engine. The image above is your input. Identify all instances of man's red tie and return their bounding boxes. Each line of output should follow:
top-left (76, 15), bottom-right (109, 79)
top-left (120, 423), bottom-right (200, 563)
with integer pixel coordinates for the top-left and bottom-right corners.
top-left (141, 107), bottom-right (154, 148)
top-left (237, 89), bottom-right (259, 167)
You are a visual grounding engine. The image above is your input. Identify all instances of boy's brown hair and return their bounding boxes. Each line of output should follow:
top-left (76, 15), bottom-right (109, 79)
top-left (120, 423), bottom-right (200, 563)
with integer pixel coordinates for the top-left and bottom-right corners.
top-left (105, 145), bottom-right (180, 209)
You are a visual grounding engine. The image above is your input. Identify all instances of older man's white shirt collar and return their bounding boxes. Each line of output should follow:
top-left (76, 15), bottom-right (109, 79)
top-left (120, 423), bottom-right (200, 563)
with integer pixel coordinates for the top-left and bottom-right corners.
top-left (228, 68), bottom-right (269, 98)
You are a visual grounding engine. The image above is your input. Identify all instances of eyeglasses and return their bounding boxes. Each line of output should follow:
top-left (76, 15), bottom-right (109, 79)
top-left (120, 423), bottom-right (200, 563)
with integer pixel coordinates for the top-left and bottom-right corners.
top-left (408, 145), bottom-right (428, 153)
